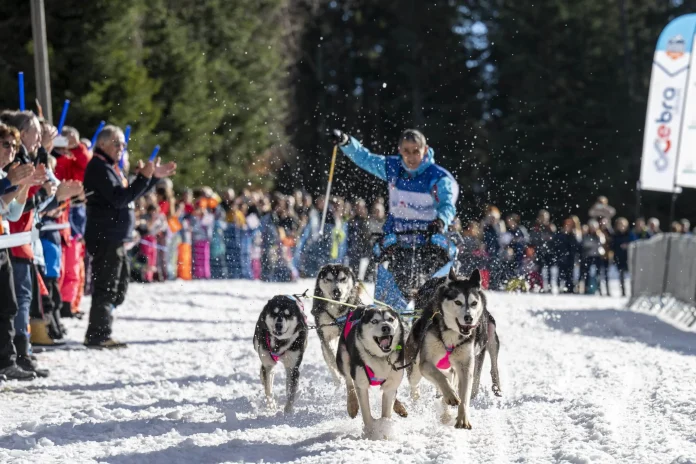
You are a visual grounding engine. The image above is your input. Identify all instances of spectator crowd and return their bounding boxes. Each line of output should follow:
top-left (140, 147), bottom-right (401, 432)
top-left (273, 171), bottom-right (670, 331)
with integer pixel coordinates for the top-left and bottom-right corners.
top-left (0, 110), bottom-right (685, 383)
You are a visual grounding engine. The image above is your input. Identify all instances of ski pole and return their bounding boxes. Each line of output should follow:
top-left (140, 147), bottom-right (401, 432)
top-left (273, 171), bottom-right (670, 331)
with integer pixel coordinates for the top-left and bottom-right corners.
top-left (319, 144), bottom-right (338, 236)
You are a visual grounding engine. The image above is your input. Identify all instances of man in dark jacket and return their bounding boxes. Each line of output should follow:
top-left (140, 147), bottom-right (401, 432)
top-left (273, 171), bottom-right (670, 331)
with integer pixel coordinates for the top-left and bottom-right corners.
top-left (530, 209), bottom-right (557, 292)
top-left (554, 218), bottom-right (581, 293)
top-left (84, 125), bottom-right (176, 348)
top-left (611, 217), bottom-right (633, 297)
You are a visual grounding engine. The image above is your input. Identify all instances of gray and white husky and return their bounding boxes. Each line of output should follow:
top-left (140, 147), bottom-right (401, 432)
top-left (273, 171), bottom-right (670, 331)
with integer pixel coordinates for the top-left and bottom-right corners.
top-left (336, 305), bottom-right (408, 432)
top-left (311, 264), bottom-right (361, 383)
top-left (405, 268), bottom-right (502, 429)
top-left (253, 295), bottom-right (308, 414)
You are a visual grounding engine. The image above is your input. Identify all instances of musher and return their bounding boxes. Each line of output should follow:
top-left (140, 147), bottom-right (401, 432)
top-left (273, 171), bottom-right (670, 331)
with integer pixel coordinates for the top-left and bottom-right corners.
top-left (330, 128), bottom-right (459, 309)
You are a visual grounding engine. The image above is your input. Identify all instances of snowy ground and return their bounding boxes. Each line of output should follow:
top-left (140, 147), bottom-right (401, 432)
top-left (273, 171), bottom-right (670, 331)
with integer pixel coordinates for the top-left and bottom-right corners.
top-left (1, 279), bottom-right (695, 464)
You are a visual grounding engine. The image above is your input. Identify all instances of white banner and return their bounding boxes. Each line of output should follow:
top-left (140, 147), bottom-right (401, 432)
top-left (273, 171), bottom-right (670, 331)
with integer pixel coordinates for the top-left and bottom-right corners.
top-left (677, 32), bottom-right (696, 188)
top-left (640, 14), bottom-right (696, 193)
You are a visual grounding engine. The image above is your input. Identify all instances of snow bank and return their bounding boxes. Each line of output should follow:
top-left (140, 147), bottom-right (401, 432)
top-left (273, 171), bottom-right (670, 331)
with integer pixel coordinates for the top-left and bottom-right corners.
top-left (0, 280), bottom-right (694, 463)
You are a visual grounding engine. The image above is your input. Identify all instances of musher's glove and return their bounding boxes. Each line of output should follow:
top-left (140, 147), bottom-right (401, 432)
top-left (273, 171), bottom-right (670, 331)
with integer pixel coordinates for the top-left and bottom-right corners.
top-left (330, 129), bottom-right (350, 146)
top-left (427, 219), bottom-right (445, 235)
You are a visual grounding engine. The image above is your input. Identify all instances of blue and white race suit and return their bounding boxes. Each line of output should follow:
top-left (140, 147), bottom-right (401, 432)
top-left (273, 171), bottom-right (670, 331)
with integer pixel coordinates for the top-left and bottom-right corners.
top-left (339, 136), bottom-right (459, 235)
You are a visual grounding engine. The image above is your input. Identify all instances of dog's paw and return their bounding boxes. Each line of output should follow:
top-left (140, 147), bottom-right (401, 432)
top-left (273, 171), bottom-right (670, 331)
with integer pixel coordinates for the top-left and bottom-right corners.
top-left (393, 399), bottom-right (408, 418)
top-left (492, 384), bottom-right (502, 397)
top-left (442, 390), bottom-right (461, 407)
top-left (347, 390), bottom-right (359, 418)
top-left (439, 409), bottom-right (452, 424)
top-left (283, 403), bottom-right (294, 415)
top-left (364, 418), bottom-right (393, 440)
top-left (455, 416), bottom-right (472, 429)
top-left (263, 397), bottom-right (277, 410)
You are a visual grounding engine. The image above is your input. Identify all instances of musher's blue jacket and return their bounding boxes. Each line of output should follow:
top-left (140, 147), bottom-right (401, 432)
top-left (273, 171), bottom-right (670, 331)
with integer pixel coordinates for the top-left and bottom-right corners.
top-left (339, 136), bottom-right (459, 234)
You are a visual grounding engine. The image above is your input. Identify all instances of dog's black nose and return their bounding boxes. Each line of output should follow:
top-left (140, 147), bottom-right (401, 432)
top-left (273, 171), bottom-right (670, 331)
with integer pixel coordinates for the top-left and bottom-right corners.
top-left (332, 290), bottom-right (341, 299)
top-left (381, 325), bottom-right (390, 334)
top-left (463, 315), bottom-right (474, 325)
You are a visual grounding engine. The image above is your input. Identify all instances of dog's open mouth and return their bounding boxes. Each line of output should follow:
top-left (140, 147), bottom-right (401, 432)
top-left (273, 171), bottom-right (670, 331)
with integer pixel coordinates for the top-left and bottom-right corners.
top-left (374, 335), bottom-right (393, 353)
top-left (273, 328), bottom-right (286, 337)
top-left (456, 318), bottom-right (478, 335)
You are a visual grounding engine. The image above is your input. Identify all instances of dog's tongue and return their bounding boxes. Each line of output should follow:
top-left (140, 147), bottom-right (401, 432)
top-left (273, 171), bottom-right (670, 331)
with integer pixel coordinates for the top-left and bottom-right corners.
top-left (379, 337), bottom-right (390, 349)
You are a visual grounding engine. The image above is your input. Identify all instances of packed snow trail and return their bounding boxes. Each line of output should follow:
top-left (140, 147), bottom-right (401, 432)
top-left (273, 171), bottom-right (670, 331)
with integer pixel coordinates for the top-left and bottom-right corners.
top-left (0, 280), bottom-right (695, 464)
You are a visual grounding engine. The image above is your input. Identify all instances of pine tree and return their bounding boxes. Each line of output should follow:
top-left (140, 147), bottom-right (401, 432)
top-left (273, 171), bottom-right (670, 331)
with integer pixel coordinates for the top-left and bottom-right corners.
top-left (486, 0), bottom-right (689, 220)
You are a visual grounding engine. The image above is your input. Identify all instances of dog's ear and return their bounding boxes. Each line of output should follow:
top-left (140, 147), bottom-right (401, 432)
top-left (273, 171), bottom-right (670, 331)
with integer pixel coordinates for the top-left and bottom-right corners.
top-left (259, 300), bottom-right (272, 328)
top-left (344, 266), bottom-right (356, 283)
top-left (389, 309), bottom-right (403, 329)
top-left (359, 306), bottom-right (375, 324)
top-left (355, 282), bottom-right (368, 302)
top-left (314, 270), bottom-right (325, 297)
top-left (470, 269), bottom-right (481, 289)
top-left (261, 300), bottom-right (271, 315)
top-left (446, 266), bottom-right (457, 284)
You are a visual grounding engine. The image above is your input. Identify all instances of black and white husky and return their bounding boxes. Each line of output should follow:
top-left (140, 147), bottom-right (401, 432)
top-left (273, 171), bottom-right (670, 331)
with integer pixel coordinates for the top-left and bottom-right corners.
top-left (336, 305), bottom-right (408, 433)
top-left (311, 264), bottom-right (362, 383)
top-left (253, 295), bottom-right (308, 414)
top-left (405, 268), bottom-right (502, 429)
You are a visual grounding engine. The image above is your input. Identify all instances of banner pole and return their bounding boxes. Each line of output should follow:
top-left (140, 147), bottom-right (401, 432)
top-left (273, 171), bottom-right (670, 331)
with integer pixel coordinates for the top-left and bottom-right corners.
top-left (661, 190), bottom-right (679, 299)
top-left (634, 180), bottom-right (641, 223)
top-left (661, 17), bottom-right (695, 302)
top-left (668, 190), bottom-right (678, 228)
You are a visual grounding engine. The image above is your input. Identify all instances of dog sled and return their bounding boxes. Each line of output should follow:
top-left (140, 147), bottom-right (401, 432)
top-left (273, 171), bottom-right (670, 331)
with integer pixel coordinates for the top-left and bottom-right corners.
top-left (371, 231), bottom-right (457, 314)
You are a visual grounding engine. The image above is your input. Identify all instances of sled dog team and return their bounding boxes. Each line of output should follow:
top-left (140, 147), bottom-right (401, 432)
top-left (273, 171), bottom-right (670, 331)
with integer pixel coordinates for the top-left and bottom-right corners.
top-left (253, 263), bottom-right (502, 433)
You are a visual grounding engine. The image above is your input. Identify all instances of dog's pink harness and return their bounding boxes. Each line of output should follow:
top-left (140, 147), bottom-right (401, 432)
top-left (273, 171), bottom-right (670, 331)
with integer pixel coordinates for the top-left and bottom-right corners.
top-left (435, 324), bottom-right (478, 370)
top-left (265, 295), bottom-right (307, 364)
top-left (265, 334), bottom-right (283, 363)
top-left (343, 310), bottom-right (387, 386)
top-left (436, 346), bottom-right (455, 370)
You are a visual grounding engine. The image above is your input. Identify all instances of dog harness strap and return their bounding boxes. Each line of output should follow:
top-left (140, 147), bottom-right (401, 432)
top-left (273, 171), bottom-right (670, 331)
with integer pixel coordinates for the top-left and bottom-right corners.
top-left (343, 308), bottom-right (385, 385)
top-left (343, 311), bottom-right (356, 339)
top-left (436, 346), bottom-right (455, 370)
top-left (364, 364), bottom-right (386, 386)
top-left (265, 334), bottom-right (281, 363)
